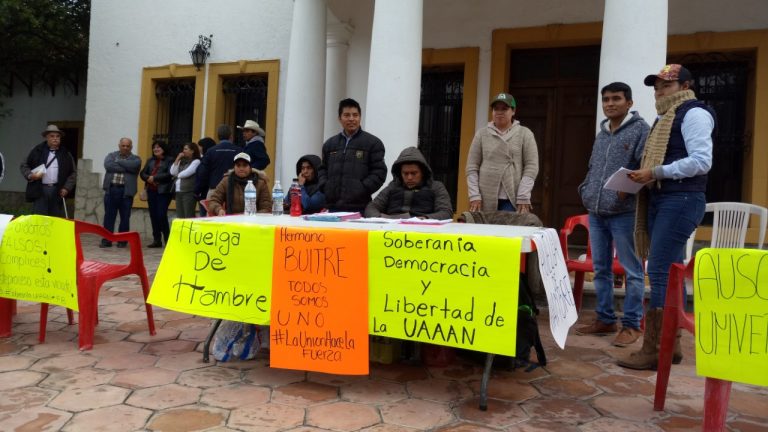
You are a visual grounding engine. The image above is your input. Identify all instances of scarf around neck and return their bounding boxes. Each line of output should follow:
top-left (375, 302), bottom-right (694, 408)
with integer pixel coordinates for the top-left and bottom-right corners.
top-left (634, 89), bottom-right (697, 258)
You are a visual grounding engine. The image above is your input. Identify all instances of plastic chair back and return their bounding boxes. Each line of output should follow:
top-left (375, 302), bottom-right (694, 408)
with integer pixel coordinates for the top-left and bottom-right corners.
top-left (685, 202), bottom-right (768, 260)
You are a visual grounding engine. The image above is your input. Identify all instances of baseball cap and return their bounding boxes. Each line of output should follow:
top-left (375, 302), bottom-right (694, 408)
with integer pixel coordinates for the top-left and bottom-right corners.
top-left (233, 152), bottom-right (251, 163)
top-left (643, 64), bottom-right (693, 86)
top-left (490, 92), bottom-right (516, 109)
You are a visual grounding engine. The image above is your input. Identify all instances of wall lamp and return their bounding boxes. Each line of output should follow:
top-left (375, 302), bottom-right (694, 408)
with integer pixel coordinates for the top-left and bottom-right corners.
top-left (190, 34), bottom-right (213, 71)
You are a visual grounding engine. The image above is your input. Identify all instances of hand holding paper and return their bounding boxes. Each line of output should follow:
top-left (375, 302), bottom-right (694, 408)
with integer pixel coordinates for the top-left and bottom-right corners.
top-left (603, 167), bottom-right (649, 194)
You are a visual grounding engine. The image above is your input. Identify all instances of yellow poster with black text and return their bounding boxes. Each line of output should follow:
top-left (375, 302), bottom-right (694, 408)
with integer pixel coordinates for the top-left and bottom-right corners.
top-left (694, 248), bottom-right (768, 387)
top-left (0, 215), bottom-right (77, 310)
top-left (369, 231), bottom-right (521, 356)
top-left (148, 219), bottom-right (274, 324)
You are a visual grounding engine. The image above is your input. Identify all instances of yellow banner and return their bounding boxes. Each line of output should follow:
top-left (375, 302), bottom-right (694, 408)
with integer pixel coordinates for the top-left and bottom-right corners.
top-left (148, 219), bottom-right (274, 324)
top-left (368, 231), bottom-right (521, 356)
top-left (694, 248), bottom-right (768, 387)
top-left (0, 215), bottom-right (77, 310)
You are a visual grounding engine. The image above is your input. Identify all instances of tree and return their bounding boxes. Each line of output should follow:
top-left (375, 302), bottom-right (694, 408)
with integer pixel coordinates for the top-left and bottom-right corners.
top-left (0, 0), bottom-right (90, 98)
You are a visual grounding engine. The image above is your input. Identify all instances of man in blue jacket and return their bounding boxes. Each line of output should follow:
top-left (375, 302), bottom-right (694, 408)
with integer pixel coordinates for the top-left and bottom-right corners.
top-left (195, 124), bottom-right (242, 201)
top-left (575, 82), bottom-right (650, 347)
top-left (101, 137), bottom-right (141, 248)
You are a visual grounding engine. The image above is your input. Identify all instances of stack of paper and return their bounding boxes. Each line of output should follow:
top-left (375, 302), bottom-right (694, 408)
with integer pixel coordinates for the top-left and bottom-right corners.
top-left (302, 212), bottom-right (361, 222)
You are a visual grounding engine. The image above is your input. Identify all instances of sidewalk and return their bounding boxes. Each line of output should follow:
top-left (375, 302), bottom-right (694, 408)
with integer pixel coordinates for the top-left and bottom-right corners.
top-left (1, 237), bottom-right (766, 431)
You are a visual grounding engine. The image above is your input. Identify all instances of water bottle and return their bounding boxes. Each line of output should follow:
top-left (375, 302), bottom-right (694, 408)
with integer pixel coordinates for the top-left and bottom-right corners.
top-left (272, 180), bottom-right (284, 216)
top-left (289, 178), bottom-right (302, 216)
top-left (244, 180), bottom-right (257, 216)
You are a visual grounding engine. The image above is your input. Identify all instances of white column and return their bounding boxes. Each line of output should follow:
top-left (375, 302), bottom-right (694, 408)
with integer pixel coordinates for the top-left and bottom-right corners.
top-left (324, 23), bottom-right (354, 140)
top-left (597, 0), bottom-right (668, 128)
top-left (280, 0), bottom-right (326, 187)
top-left (365, 0), bottom-right (423, 187)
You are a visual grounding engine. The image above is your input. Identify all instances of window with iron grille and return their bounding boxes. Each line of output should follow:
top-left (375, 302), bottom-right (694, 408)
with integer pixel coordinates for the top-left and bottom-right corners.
top-left (418, 68), bottom-right (464, 211)
top-left (154, 79), bottom-right (195, 158)
top-left (223, 74), bottom-right (268, 146)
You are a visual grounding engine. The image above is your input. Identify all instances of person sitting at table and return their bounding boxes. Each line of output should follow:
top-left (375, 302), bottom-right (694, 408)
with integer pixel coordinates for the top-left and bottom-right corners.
top-left (294, 154), bottom-right (326, 214)
top-left (364, 146), bottom-right (453, 220)
top-left (208, 152), bottom-right (271, 216)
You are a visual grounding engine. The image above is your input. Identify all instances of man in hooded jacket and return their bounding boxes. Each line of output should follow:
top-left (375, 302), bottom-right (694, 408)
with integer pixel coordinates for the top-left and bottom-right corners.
top-left (365, 147), bottom-right (453, 220)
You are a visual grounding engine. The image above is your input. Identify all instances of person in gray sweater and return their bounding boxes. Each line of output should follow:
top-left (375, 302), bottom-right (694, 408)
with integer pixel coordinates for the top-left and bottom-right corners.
top-left (101, 138), bottom-right (141, 248)
top-left (575, 82), bottom-right (650, 347)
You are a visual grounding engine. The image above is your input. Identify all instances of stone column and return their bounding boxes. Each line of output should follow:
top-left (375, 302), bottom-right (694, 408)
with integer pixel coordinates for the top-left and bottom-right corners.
top-left (324, 23), bottom-right (354, 140)
top-left (280, 0), bottom-right (327, 187)
top-left (364, 0), bottom-right (423, 186)
top-left (597, 0), bottom-right (668, 127)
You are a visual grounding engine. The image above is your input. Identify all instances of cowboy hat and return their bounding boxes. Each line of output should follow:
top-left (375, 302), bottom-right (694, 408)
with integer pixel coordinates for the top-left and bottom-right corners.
top-left (41, 124), bottom-right (65, 137)
top-left (237, 120), bottom-right (265, 136)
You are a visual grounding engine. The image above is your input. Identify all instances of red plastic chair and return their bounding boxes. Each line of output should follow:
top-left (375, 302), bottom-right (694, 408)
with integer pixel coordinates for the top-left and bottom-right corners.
top-left (559, 214), bottom-right (626, 311)
top-left (654, 257), bottom-right (732, 430)
top-left (0, 298), bottom-right (14, 337)
top-left (39, 220), bottom-right (156, 350)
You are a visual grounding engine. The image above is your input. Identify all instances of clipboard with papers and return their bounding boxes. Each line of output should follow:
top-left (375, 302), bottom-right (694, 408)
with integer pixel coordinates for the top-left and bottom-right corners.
top-left (603, 167), bottom-right (647, 194)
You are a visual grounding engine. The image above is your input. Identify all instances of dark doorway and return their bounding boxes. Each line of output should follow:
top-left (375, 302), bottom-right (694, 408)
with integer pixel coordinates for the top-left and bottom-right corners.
top-left (153, 79), bottom-right (196, 158)
top-left (509, 46), bottom-right (601, 229)
top-left (418, 67), bottom-right (464, 211)
top-left (668, 52), bottom-right (751, 209)
top-left (223, 75), bottom-right (269, 147)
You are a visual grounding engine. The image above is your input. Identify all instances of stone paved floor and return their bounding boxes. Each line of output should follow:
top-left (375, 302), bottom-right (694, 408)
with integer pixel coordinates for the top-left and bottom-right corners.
top-left (1, 236), bottom-right (767, 431)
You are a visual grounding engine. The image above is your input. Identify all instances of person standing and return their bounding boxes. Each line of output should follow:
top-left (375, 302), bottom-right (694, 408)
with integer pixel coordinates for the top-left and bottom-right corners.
top-left (575, 82), bottom-right (650, 346)
top-left (20, 124), bottom-right (76, 217)
top-left (195, 125), bottom-right (242, 203)
top-left (466, 93), bottom-right (539, 213)
top-left (140, 141), bottom-right (173, 248)
top-left (620, 64), bottom-right (715, 370)
top-left (238, 120), bottom-right (270, 170)
top-left (101, 137), bottom-right (141, 248)
top-left (170, 142), bottom-right (201, 218)
top-left (319, 98), bottom-right (387, 213)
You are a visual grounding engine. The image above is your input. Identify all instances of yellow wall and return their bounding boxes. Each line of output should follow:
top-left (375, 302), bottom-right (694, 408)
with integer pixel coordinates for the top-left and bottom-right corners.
top-left (422, 47), bottom-right (479, 216)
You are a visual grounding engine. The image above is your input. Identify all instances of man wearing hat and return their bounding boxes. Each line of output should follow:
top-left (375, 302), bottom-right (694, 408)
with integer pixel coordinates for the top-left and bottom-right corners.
top-left (20, 125), bottom-right (77, 217)
top-left (466, 92), bottom-right (539, 213)
top-left (207, 152), bottom-right (271, 216)
top-left (238, 120), bottom-right (270, 170)
top-left (620, 64), bottom-right (716, 370)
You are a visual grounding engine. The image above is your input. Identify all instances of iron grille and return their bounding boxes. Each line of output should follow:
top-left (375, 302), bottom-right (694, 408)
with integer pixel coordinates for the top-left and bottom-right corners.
top-left (154, 79), bottom-right (195, 158)
top-left (223, 75), bottom-right (268, 146)
top-left (418, 69), bottom-right (464, 211)
top-left (670, 53), bottom-right (752, 205)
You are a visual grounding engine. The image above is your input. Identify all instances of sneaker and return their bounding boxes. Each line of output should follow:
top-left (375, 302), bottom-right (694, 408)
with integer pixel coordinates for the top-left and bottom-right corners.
top-left (99, 240), bottom-right (112, 248)
top-left (574, 320), bottom-right (617, 336)
top-left (116, 242), bottom-right (128, 248)
top-left (147, 241), bottom-right (163, 248)
top-left (613, 327), bottom-right (642, 347)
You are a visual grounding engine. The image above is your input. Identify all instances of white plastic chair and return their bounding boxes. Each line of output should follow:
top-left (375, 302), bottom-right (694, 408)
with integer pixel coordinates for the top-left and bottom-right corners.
top-left (685, 202), bottom-right (768, 260)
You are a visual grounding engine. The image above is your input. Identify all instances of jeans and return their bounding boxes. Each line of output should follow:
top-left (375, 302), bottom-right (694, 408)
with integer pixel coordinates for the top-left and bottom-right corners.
top-left (588, 212), bottom-right (646, 328)
top-left (33, 185), bottom-right (65, 217)
top-left (103, 185), bottom-right (132, 235)
top-left (497, 199), bottom-right (516, 212)
top-left (646, 191), bottom-right (705, 308)
top-left (147, 190), bottom-right (171, 243)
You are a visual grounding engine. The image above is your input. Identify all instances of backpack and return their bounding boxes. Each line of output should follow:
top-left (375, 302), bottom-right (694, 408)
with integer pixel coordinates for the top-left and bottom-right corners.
top-left (510, 273), bottom-right (547, 370)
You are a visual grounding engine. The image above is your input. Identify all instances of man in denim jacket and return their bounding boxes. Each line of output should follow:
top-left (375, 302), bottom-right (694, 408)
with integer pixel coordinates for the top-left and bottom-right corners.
top-left (575, 82), bottom-right (650, 347)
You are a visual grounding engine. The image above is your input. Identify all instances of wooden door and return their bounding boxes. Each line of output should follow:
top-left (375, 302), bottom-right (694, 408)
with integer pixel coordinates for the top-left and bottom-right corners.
top-left (511, 86), bottom-right (596, 229)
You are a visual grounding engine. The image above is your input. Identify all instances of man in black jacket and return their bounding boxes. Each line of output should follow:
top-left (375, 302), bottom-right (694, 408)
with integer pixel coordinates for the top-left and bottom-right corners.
top-left (319, 98), bottom-right (387, 213)
top-left (20, 125), bottom-right (76, 217)
top-left (195, 124), bottom-right (242, 201)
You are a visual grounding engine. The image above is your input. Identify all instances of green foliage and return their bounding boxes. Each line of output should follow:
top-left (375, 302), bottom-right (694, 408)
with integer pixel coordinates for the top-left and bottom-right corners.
top-left (0, 0), bottom-right (90, 96)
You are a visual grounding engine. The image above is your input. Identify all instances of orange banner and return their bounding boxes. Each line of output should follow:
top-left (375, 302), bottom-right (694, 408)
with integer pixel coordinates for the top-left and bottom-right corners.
top-left (270, 226), bottom-right (369, 374)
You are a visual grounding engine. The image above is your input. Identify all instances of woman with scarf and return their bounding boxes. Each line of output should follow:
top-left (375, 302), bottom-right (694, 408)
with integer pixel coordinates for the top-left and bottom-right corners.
top-left (208, 152), bottom-right (271, 216)
top-left (621, 64), bottom-right (716, 370)
top-left (170, 142), bottom-right (201, 218)
top-left (140, 141), bottom-right (174, 248)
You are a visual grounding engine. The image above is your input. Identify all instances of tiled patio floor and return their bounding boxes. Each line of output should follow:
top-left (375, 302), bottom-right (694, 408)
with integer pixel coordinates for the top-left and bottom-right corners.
top-left (1, 237), bottom-right (766, 431)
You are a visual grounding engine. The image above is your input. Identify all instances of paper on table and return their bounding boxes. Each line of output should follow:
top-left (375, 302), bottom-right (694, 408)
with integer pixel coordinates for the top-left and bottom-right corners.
top-left (603, 167), bottom-right (646, 194)
top-left (399, 217), bottom-right (452, 225)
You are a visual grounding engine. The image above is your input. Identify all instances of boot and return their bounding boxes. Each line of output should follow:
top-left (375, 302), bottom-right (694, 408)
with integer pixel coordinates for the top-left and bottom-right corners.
top-left (617, 308), bottom-right (663, 370)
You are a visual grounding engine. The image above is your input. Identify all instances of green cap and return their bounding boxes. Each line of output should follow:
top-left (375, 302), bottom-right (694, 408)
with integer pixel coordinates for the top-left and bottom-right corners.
top-left (490, 92), bottom-right (516, 108)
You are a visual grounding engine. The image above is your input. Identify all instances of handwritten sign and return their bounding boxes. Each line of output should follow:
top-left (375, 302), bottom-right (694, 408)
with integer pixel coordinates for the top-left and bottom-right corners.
top-left (531, 228), bottom-right (577, 349)
top-left (369, 231), bottom-right (521, 356)
top-left (270, 227), bottom-right (369, 374)
top-left (694, 248), bottom-right (768, 387)
top-left (148, 219), bottom-right (273, 324)
top-left (0, 215), bottom-right (77, 310)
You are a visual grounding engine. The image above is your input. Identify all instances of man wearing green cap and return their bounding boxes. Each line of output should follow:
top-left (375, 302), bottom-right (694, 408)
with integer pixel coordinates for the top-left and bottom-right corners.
top-left (466, 92), bottom-right (539, 213)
